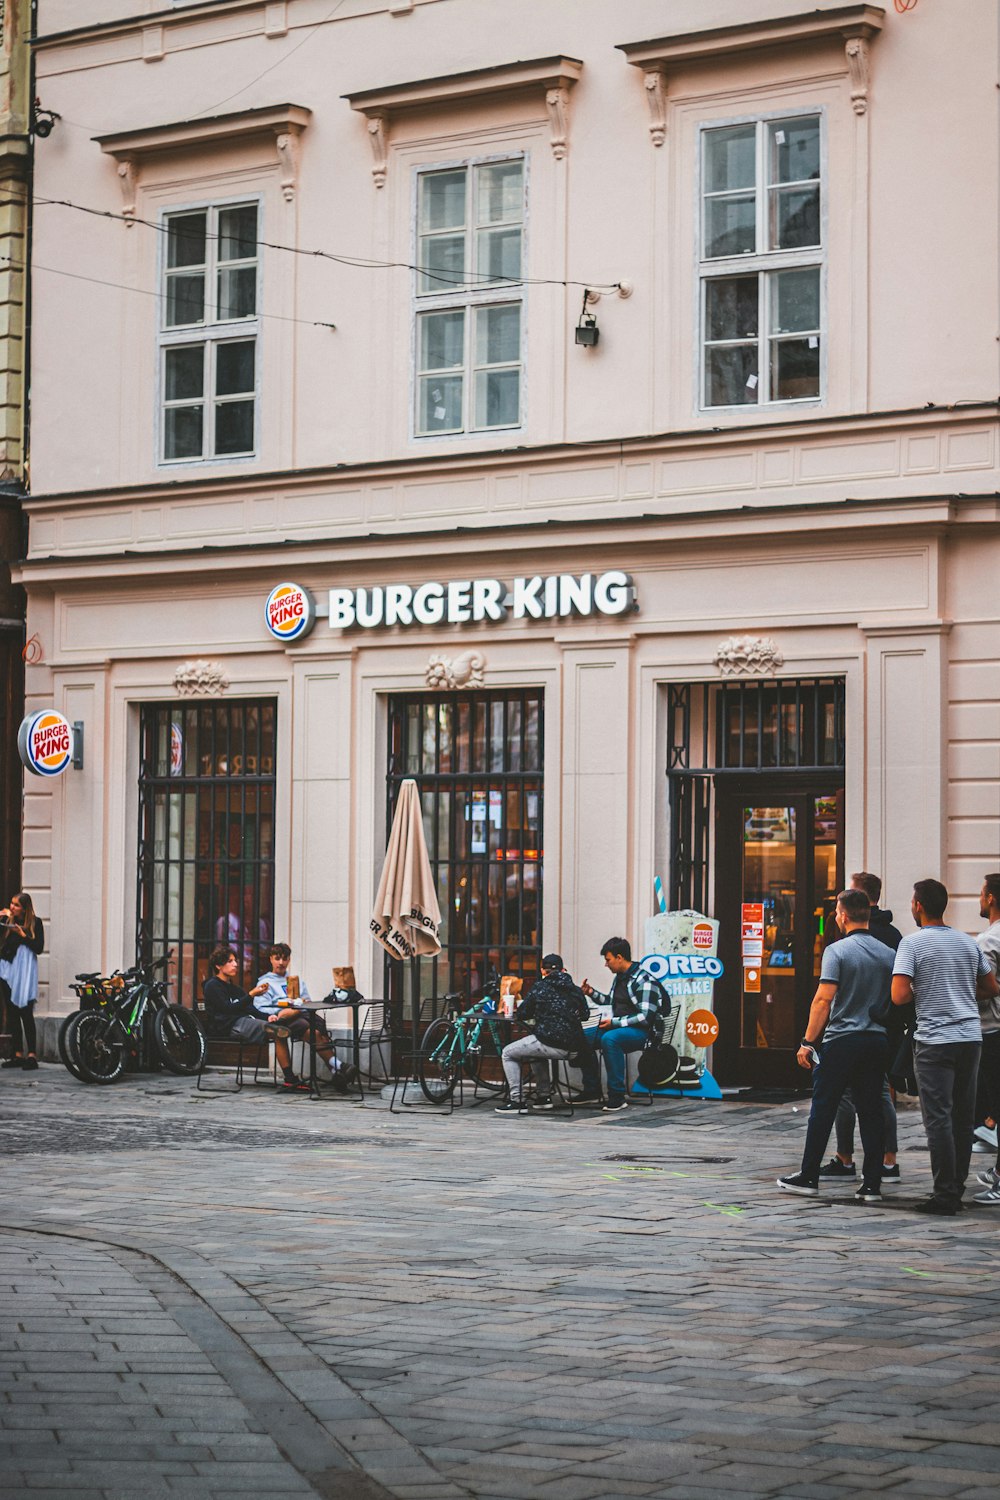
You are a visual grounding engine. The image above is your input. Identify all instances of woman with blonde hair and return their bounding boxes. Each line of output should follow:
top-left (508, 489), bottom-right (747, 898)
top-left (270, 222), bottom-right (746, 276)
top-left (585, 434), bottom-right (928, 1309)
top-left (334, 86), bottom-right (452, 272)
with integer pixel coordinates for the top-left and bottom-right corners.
top-left (0, 892), bottom-right (45, 1071)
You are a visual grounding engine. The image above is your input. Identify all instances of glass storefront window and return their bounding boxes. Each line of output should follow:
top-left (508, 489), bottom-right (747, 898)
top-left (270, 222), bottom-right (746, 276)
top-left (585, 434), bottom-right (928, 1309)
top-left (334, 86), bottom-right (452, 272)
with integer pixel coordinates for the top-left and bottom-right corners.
top-left (136, 700), bottom-right (277, 1007)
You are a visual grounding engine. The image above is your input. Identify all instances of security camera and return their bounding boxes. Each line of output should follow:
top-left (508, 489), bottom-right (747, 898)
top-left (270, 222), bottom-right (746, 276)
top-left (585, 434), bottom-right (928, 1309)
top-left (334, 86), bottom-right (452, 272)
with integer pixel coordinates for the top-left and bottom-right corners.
top-left (31, 101), bottom-right (61, 139)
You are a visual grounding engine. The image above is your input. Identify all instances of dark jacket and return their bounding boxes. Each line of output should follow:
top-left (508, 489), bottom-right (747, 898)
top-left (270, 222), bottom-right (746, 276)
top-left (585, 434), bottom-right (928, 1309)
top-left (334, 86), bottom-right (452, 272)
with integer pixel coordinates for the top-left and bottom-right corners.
top-left (203, 976), bottom-right (268, 1040)
top-left (515, 970), bottom-right (589, 1053)
top-left (869, 907), bottom-right (903, 952)
top-left (0, 918), bottom-right (44, 964)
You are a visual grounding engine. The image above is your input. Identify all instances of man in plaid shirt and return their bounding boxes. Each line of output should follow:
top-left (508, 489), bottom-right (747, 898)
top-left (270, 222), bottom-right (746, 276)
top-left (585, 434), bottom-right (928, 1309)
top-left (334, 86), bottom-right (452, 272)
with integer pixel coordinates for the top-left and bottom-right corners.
top-left (582, 937), bottom-right (668, 1112)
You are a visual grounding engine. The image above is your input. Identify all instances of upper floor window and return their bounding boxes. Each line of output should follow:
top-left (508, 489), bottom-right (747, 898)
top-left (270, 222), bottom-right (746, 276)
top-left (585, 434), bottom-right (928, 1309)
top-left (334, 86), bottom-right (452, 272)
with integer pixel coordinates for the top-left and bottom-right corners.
top-left (699, 115), bottom-right (822, 410)
top-left (160, 201), bottom-right (259, 463)
top-left (414, 158), bottom-right (524, 438)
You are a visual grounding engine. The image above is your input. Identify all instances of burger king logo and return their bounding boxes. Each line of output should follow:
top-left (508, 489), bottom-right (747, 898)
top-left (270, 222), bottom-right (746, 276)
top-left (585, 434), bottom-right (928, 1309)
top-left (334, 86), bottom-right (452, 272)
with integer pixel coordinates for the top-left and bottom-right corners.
top-left (692, 922), bottom-right (714, 951)
top-left (265, 582), bottom-right (315, 643)
top-left (17, 710), bottom-right (73, 778)
top-left (170, 723), bottom-right (184, 777)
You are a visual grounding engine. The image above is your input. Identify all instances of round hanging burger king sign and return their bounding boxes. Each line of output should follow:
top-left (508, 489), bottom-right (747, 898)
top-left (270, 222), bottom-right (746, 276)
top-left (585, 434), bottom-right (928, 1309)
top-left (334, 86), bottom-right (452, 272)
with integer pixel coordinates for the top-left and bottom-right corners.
top-left (17, 710), bottom-right (73, 778)
top-left (265, 582), bottom-right (315, 642)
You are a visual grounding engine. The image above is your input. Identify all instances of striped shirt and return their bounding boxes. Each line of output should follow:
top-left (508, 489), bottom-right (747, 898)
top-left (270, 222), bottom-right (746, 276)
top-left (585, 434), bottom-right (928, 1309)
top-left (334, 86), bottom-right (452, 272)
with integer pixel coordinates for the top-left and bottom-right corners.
top-left (893, 926), bottom-right (990, 1044)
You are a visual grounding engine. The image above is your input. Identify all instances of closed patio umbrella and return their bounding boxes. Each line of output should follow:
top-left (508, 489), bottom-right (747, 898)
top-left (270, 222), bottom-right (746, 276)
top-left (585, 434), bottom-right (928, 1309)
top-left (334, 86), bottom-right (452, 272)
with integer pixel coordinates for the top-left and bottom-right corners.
top-left (371, 779), bottom-right (442, 1077)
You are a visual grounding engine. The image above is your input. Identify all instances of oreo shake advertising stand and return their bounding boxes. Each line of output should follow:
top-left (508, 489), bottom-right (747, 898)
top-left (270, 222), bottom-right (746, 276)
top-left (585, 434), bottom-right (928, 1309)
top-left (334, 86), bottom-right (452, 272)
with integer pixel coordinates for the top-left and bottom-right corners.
top-left (635, 909), bottom-right (724, 1100)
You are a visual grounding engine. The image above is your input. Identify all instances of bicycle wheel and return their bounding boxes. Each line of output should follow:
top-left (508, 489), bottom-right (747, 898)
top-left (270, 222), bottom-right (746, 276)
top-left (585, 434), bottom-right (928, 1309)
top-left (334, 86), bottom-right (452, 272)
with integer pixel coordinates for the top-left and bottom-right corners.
top-left (463, 1019), bottom-right (506, 1094)
top-left (153, 1005), bottom-right (206, 1075)
top-left (418, 1018), bottom-right (460, 1103)
top-left (57, 1010), bottom-right (86, 1080)
top-left (74, 1012), bottom-right (127, 1085)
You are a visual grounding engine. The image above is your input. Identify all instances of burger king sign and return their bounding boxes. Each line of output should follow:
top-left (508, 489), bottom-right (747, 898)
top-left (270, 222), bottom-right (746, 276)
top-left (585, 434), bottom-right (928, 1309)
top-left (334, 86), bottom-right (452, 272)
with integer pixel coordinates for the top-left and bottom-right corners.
top-left (17, 711), bottom-right (74, 778)
top-left (265, 582), bottom-right (315, 643)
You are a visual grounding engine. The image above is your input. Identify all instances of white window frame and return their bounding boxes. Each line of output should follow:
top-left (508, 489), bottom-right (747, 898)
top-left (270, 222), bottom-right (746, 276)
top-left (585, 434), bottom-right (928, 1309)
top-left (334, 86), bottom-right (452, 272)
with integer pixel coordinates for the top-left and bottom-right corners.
top-left (697, 110), bottom-right (826, 413)
top-left (157, 195), bottom-right (261, 467)
top-left (411, 152), bottom-right (527, 441)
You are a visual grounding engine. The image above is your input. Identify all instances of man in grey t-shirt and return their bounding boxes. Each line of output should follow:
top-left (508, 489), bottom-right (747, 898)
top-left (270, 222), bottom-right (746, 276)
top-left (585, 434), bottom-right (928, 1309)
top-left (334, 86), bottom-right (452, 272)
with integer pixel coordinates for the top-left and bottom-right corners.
top-left (972, 873), bottom-right (1000, 1204)
top-left (778, 889), bottom-right (894, 1202)
top-left (892, 877), bottom-right (998, 1216)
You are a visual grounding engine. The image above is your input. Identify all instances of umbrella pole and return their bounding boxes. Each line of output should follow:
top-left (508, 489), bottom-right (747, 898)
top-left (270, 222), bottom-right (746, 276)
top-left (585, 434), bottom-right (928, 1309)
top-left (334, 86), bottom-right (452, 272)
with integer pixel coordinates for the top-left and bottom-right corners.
top-left (409, 954), bottom-right (421, 1077)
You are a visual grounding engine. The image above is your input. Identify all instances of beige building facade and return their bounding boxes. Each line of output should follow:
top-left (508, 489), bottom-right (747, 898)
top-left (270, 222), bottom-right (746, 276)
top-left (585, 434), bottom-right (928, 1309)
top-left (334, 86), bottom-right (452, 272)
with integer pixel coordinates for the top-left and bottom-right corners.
top-left (17, 0), bottom-right (1000, 1085)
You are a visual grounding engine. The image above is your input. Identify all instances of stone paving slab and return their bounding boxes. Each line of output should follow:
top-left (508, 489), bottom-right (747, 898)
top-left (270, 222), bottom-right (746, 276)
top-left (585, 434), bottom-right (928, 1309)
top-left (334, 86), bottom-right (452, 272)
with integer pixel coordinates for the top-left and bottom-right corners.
top-left (3, 1066), bottom-right (1000, 1498)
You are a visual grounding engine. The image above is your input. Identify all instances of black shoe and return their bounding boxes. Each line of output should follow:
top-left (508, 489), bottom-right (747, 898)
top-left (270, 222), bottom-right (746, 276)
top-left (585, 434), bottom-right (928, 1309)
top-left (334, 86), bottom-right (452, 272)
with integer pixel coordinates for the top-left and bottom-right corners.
top-left (280, 1076), bottom-right (311, 1093)
top-left (532, 1099), bottom-right (554, 1112)
top-left (881, 1163), bottom-right (901, 1180)
top-left (340, 1064), bottom-right (360, 1087)
top-left (855, 1185), bottom-right (882, 1204)
top-left (818, 1157), bottom-right (856, 1178)
top-left (494, 1101), bottom-right (522, 1114)
top-left (330, 1072), bottom-right (348, 1094)
top-left (602, 1099), bottom-right (628, 1113)
top-left (1, 1057), bottom-right (23, 1069)
top-left (777, 1173), bottom-right (819, 1197)
top-left (21, 1057), bottom-right (38, 1071)
top-left (574, 1091), bottom-right (604, 1106)
top-left (912, 1197), bottom-right (959, 1216)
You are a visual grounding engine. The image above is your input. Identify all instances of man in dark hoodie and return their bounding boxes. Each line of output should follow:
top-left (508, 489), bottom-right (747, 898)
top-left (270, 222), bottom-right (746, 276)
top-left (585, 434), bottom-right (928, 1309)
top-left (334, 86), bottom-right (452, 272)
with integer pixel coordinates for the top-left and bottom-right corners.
top-left (820, 872), bottom-right (904, 1182)
top-left (496, 954), bottom-right (591, 1113)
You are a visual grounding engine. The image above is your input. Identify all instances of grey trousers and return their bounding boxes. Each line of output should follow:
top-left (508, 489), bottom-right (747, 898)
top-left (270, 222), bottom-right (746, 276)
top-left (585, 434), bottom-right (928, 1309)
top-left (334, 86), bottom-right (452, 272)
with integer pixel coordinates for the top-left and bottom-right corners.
top-left (835, 1080), bottom-right (898, 1158)
top-left (502, 1035), bottom-right (568, 1101)
top-left (913, 1039), bottom-right (981, 1206)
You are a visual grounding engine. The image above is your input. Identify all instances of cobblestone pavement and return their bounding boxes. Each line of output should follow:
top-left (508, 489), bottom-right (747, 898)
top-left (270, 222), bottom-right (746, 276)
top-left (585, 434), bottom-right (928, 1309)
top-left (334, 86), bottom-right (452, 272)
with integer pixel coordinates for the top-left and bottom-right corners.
top-left (2, 1066), bottom-right (1000, 1500)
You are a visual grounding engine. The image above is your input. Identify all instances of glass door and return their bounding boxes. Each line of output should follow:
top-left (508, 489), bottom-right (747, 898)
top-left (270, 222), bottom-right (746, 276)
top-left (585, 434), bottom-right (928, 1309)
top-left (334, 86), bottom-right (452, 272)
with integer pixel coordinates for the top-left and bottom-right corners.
top-left (714, 779), bottom-right (843, 1087)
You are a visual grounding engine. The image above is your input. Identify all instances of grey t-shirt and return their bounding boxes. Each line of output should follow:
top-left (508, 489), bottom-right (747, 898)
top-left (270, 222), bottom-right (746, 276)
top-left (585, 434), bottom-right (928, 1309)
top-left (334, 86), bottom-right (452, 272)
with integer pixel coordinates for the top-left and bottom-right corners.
top-left (893, 926), bottom-right (989, 1044)
top-left (819, 933), bottom-right (894, 1042)
top-left (977, 921), bottom-right (1000, 1035)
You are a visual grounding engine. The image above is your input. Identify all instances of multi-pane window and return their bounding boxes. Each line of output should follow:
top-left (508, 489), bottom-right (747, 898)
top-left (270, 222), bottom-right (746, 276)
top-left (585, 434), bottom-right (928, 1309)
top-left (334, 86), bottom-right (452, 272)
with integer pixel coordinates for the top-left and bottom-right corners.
top-left (160, 202), bottom-right (259, 462)
top-left (414, 159), bottom-right (524, 436)
top-left (700, 116), bottom-right (822, 409)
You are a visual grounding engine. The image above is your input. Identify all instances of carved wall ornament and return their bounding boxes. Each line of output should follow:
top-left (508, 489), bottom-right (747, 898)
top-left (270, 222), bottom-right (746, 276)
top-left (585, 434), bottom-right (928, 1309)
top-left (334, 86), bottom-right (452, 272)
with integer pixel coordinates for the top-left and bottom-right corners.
top-left (714, 636), bottom-right (785, 677)
top-left (116, 158), bottom-right (137, 224)
top-left (274, 130), bottom-right (300, 203)
top-left (424, 651), bottom-right (486, 691)
top-left (545, 87), bottom-right (570, 159)
top-left (845, 35), bottom-right (871, 114)
top-left (366, 112), bottom-right (389, 188)
top-left (643, 67), bottom-right (668, 146)
top-left (173, 660), bottom-right (230, 696)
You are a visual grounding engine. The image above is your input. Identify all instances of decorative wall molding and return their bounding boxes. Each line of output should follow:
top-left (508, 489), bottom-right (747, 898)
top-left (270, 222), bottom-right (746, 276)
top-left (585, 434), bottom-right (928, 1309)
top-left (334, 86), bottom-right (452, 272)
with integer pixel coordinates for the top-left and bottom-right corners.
top-left (618, 5), bottom-right (885, 143)
top-left (96, 103), bottom-right (312, 206)
top-left (424, 651), bottom-right (486, 691)
top-left (714, 636), bottom-right (785, 677)
top-left (174, 660), bottom-right (230, 696)
top-left (345, 56), bottom-right (583, 186)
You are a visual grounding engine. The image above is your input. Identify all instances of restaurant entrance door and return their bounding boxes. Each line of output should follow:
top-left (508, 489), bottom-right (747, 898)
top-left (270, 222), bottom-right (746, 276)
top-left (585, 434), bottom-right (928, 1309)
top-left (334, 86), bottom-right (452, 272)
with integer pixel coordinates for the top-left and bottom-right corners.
top-left (713, 778), bottom-right (844, 1088)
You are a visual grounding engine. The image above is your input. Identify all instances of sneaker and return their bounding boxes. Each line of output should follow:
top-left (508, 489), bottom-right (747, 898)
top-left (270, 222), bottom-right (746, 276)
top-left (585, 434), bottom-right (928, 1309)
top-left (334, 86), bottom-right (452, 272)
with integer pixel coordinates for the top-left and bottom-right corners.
top-left (976, 1167), bottom-right (1000, 1188)
top-left (1, 1057), bottom-right (23, 1069)
top-left (280, 1076), bottom-right (311, 1093)
top-left (330, 1072), bottom-right (348, 1094)
top-left (972, 1140), bottom-right (995, 1153)
top-left (340, 1064), bottom-right (360, 1088)
top-left (602, 1099), bottom-right (628, 1113)
top-left (881, 1163), bottom-right (901, 1180)
top-left (972, 1185), bottom-right (1000, 1205)
top-left (776, 1173), bottom-right (819, 1197)
top-left (21, 1057), bottom-right (38, 1071)
top-left (973, 1123), bottom-right (999, 1148)
top-left (855, 1186), bottom-right (882, 1204)
top-left (532, 1099), bottom-right (554, 1112)
top-left (495, 1101), bottom-right (522, 1114)
top-left (912, 1197), bottom-right (959, 1216)
top-left (574, 1091), bottom-right (604, 1106)
top-left (818, 1157), bottom-right (856, 1178)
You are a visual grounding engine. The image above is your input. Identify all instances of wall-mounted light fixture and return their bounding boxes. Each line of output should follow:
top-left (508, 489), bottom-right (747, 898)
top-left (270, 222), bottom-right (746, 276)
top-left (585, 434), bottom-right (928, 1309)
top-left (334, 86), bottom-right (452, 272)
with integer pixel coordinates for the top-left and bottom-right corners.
top-left (575, 288), bottom-right (600, 347)
top-left (31, 99), bottom-right (62, 139)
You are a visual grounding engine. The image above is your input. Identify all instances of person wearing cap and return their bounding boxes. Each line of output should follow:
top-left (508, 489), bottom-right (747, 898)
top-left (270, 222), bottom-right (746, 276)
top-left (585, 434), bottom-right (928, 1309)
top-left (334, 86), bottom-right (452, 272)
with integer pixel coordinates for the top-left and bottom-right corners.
top-left (495, 954), bottom-right (591, 1114)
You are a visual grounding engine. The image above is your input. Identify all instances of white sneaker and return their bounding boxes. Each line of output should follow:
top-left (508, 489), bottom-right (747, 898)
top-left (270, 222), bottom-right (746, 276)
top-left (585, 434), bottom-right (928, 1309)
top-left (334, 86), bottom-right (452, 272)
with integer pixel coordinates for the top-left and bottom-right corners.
top-left (972, 1140), bottom-right (994, 1153)
top-left (972, 1185), bottom-right (1000, 1205)
top-left (973, 1123), bottom-right (999, 1148)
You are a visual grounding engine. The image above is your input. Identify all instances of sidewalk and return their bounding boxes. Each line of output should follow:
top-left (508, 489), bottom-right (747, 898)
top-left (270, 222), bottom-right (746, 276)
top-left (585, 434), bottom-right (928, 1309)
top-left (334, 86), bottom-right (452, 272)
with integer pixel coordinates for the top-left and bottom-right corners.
top-left (2, 1065), bottom-right (1000, 1500)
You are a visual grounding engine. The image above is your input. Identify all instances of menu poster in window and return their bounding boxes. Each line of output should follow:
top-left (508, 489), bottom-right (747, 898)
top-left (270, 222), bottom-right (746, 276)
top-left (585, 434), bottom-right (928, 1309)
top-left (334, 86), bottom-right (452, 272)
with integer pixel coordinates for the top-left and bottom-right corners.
top-left (640, 909), bottom-right (723, 1100)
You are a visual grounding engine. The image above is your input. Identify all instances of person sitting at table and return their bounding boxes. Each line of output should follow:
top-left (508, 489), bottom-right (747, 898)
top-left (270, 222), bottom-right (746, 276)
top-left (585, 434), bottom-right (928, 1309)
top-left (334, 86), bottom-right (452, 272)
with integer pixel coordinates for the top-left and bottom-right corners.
top-left (254, 942), bottom-right (359, 1093)
top-left (496, 954), bottom-right (595, 1114)
top-left (203, 945), bottom-right (309, 1093)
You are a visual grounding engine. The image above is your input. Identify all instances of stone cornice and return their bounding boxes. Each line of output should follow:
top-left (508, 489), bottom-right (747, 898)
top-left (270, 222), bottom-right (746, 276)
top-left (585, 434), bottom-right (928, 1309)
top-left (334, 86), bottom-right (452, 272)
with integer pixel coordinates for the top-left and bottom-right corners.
top-left (23, 402), bottom-right (1000, 514)
top-left (34, 1), bottom-right (267, 50)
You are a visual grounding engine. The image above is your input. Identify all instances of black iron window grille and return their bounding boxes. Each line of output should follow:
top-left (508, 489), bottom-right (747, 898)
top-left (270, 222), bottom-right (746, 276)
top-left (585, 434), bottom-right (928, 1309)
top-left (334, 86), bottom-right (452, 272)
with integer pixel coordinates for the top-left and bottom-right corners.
top-left (668, 677), bottom-right (846, 912)
top-left (385, 689), bottom-right (543, 1019)
top-left (136, 699), bottom-right (277, 1007)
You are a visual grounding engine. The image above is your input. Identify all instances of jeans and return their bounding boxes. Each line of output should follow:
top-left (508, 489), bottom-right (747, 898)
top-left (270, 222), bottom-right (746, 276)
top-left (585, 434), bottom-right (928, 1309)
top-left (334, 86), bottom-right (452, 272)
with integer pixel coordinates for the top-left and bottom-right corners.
top-left (8, 1001), bottom-right (36, 1056)
top-left (502, 1035), bottom-right (568, 1101)
top-left (599, 1025), bottom-right (648, 1103)
top-left (913, 1039), bottom-right (981, 1206)
top-left (801, 1031), bottom-right (889, 1190)
top-left (835, 1079), bottom-right (898, 1158)
top-left (974, 1028), bottom-right (1000, 1128)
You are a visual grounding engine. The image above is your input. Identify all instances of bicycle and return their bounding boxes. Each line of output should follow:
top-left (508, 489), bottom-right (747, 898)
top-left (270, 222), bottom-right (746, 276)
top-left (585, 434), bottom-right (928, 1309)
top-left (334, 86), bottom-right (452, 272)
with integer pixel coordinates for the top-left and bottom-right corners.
top-left (73, 955), bottom-right (206, 1085)
top-left (59, 971), bottom-right (122, 1081)
top-left (417, 974), bottom-right (508, 1103)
